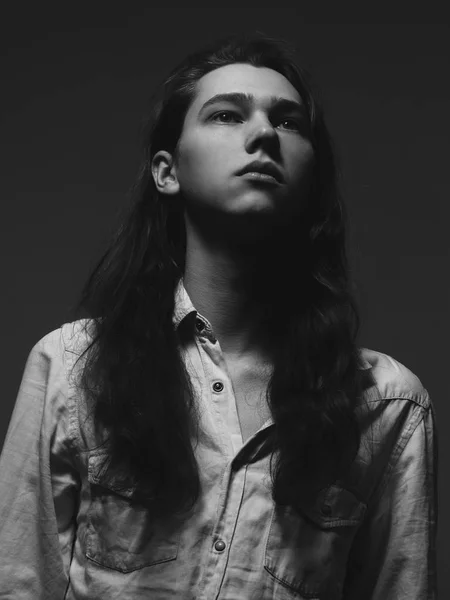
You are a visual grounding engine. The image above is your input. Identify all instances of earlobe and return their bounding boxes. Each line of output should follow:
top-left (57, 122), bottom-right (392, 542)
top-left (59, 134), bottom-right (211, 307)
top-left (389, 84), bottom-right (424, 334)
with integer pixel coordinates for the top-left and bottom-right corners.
top-left (151, 150), bottom-right (180, 196)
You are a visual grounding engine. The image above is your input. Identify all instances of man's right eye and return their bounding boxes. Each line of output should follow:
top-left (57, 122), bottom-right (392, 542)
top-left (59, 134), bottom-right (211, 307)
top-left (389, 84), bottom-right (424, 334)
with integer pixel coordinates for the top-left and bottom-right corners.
top-left (211, 111), bottom-right (241, 123)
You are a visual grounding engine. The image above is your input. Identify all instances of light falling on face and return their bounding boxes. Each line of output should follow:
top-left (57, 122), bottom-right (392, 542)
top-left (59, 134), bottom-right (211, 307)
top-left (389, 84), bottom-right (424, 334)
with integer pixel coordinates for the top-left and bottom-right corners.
top-left (173, 63), bottom-right (315, 225)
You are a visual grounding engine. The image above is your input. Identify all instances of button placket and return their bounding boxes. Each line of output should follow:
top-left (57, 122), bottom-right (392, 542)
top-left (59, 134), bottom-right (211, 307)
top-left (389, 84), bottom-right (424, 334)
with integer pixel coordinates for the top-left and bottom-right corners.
top-left (195, 320), bottom-right (242, 454)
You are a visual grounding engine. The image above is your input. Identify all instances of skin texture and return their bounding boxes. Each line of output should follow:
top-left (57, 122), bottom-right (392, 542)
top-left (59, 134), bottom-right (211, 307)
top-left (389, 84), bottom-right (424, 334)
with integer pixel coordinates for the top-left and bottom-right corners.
top-left (151, 63), bottom-right (315, 361)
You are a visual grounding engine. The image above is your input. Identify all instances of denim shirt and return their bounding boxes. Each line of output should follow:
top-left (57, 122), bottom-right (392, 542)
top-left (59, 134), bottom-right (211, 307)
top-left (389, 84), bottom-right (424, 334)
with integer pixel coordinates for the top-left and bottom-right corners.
top-left (0, 280), bottom-right (438, 599)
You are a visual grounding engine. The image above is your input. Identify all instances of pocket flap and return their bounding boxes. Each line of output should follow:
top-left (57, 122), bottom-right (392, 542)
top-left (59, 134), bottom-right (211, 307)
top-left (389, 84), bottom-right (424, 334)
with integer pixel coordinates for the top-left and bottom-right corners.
top-left (298, 484), bottom-right (367, 529)
top-left (87, 451), bottom-right (136, 499)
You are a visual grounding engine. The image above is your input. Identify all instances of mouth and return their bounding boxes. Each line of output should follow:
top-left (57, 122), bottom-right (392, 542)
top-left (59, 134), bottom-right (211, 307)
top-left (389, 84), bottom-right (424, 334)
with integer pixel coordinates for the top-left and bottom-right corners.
top-left (237, 160), bottom-right (284, 184)
top-left (240, 171), bottom-right (281, 185)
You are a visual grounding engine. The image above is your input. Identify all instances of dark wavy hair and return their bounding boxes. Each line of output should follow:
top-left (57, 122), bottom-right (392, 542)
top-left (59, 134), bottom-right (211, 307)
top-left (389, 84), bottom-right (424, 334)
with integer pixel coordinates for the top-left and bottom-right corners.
top-left (69, 31), bottom-right (369, 519)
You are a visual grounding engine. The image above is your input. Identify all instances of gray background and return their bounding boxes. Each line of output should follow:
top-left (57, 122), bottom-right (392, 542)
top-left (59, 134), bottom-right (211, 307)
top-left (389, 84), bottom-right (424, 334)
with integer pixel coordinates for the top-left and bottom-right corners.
top-left (1, 5), bottom-right (448, 596)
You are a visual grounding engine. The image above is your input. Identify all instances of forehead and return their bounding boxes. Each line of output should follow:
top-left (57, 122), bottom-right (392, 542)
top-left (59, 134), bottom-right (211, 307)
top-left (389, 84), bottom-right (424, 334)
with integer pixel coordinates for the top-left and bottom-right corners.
top-left (190, 63), bottom-right (302, 113)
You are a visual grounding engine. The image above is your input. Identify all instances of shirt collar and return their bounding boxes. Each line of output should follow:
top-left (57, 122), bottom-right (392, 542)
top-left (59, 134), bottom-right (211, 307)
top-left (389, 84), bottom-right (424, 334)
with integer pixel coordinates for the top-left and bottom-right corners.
top-left (358, 354), bottom-right (371, 370)
top-left (172, 277), bottom-right (198, 329)
top-left (172, 277), bottom-right (371, 371)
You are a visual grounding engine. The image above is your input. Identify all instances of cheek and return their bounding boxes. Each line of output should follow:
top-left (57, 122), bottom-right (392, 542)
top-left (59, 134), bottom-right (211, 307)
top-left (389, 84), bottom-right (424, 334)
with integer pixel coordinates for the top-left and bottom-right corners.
top-left (175, 145), bottom-right (224, 205)
top-left (177, 136), bottom-right (214, 179)
top-left (291, 143), bottom-right (315, 186)
top-left (177, 139), bottom-right (231, 197)
top-left (297, 139), bottom-right (315, 166)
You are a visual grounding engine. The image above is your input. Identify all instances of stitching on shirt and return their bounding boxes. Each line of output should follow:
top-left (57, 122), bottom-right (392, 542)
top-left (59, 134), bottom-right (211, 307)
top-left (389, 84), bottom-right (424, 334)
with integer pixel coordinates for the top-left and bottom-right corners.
top-left (364, 392), bottom-right (430, 409)
top-left (193, 335), bottom-right (229, 455)
top-left (366, 403), bottom-right (427, 510)
top-left (61, 319), bottom-right (97, 455)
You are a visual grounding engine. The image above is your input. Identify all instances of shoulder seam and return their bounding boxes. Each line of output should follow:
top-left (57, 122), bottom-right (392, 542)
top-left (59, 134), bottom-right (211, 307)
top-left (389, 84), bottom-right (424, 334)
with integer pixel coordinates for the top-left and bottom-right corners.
top-left (59, 321), bottom-right (87, 456)
top-left (365, 391), bottom-right (430, 410)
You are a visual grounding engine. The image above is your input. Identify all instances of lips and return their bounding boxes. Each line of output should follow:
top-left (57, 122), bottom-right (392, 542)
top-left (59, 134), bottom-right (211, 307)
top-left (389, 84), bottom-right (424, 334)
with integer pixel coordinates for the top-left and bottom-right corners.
top-left (237, 160), bottom-right (284, 183)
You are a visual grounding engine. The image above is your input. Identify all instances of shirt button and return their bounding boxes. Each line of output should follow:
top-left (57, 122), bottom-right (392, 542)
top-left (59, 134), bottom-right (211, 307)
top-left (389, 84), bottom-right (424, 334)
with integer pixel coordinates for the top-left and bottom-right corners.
top-left (212, 381), bottom-right (224, 393)
top-left (321, 503), bottom-right (332, 517)
top-left (214, 540), bottom-right (226, 552)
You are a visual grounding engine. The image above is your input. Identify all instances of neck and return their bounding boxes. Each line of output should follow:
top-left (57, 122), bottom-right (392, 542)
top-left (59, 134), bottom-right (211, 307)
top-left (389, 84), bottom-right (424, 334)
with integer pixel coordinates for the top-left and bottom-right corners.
top-left (182, 210), bottom-right (299, 361)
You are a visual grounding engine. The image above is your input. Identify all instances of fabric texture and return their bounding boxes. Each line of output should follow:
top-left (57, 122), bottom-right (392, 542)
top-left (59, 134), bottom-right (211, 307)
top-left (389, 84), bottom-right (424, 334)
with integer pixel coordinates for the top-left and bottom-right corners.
top-left (0, 279), bottom-right (439, 599)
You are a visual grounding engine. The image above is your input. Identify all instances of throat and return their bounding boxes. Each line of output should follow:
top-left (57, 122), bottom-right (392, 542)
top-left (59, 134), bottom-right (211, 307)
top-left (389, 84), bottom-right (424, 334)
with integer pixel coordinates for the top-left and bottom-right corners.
top-left (224, 355), bottom-right (273, 443)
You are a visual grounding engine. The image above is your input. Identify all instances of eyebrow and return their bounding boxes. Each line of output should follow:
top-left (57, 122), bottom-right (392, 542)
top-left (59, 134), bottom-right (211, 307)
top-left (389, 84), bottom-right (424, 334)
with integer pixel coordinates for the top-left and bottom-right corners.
top-left (198, 92), bottom-right (305, 116)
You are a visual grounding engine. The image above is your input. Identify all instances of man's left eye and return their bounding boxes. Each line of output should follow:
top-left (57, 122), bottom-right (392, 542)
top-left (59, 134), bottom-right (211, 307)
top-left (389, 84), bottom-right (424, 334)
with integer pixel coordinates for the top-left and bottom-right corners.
top-left (278, 119), bottom-right (300, 131)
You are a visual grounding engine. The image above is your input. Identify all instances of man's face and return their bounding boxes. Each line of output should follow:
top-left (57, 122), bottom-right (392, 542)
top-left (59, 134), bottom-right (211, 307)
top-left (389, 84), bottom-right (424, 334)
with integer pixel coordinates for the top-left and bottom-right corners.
top-left (172, 63), bottom-right (315, 223)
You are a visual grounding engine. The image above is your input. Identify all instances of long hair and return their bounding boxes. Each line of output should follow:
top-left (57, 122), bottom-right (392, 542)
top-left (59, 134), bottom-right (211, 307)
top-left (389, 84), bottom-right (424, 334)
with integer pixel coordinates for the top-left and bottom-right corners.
top-left (69, 31), bottom-right (369, 518)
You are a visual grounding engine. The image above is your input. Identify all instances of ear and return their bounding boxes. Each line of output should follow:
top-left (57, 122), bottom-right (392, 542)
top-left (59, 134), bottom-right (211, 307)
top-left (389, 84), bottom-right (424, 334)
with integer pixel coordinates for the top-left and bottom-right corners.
top-left (151, 151), bottom-right (180, 196)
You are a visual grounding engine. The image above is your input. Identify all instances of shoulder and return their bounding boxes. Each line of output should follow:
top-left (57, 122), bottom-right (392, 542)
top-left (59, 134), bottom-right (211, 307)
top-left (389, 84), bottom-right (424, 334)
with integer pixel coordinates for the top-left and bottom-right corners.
top-left (358, 347), bottom-right (430, 410)
top-left (352, 349), bottom-right (437, 509)
top-left (25, 320), bottom-right (97, 448)
top-left (28, 318), bottom-right (95, 376)
top-left (36, 318), bottom-right (94, 351)
top-left (59, 318), bottom-right (96, 352)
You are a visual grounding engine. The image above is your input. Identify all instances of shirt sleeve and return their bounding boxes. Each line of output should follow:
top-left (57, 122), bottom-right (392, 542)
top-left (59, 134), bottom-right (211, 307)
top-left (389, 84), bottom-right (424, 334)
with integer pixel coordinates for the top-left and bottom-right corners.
top-left (0, 329), bottom-right (80, 599)
top-left (343, 399), bottom-right (439, 600)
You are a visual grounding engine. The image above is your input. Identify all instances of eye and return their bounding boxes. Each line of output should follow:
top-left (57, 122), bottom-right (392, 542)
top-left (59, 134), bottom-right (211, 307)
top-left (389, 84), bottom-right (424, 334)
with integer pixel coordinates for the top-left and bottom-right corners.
top-left (278, 118), bottom-right (301, 131)
top-left (210, 111), bottom-right (301, 131)
top-left (211, 110), bottom-right (241, 123)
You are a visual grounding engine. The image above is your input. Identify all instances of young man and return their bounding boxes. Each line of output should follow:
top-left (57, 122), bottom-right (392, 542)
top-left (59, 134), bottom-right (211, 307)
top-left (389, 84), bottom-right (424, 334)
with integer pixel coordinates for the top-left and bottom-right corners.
top-left (0, 32), bottom-right (438, 599)
top-left (151, 59), bottom-right (315, 444)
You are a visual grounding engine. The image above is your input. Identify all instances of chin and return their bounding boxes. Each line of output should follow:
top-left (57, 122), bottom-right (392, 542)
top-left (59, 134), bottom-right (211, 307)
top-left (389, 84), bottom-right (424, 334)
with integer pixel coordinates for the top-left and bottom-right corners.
top-left (231, 194), bottom-right (278, 212)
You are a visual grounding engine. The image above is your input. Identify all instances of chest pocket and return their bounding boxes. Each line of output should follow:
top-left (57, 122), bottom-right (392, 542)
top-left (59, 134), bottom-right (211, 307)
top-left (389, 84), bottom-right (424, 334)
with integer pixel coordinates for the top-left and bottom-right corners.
top-left (85, 451), bottom-right (182, 573)
top-left (264, 484), bottom-right (367, 599)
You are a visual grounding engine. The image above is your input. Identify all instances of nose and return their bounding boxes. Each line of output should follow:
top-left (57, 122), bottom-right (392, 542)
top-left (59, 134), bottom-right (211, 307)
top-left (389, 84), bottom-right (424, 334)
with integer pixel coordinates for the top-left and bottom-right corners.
top-left (245, 113), bottom-right (279, 153)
